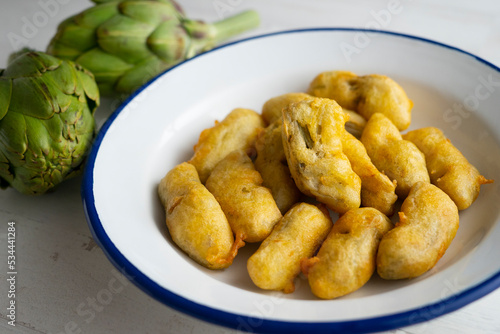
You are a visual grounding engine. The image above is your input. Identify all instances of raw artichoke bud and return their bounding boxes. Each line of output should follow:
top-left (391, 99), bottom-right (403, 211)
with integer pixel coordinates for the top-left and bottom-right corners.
top-left (47, 0), bottom-right (260, 97)
top-left (0, 51), bottom-right (99, 195)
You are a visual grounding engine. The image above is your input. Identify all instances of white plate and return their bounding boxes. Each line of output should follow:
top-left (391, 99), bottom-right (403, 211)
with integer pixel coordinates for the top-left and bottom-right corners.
top-left (82, 29), bottom-right (500, 333)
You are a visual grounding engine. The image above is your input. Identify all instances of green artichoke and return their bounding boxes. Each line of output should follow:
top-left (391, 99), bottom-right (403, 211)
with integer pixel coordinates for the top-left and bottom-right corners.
top-left (47, 0), bottom-right (260, 97)
top-left (0, 51), bottom-right (99, 195)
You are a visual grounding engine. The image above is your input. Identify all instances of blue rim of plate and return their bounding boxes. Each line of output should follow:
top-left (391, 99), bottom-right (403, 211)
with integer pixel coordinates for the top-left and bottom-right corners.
top-left (82, 28), bottom-right (500, 333)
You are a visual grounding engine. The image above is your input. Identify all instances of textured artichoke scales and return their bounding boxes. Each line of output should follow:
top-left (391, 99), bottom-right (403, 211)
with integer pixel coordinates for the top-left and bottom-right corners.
top-left (0, 51), bottom-right (99, 195)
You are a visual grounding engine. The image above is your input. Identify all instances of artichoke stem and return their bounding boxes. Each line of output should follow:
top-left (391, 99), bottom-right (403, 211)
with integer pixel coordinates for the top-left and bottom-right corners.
top-left (212, 10), bottom-right (260, 43)
top-left (184, 10), bottom-right (259, 58)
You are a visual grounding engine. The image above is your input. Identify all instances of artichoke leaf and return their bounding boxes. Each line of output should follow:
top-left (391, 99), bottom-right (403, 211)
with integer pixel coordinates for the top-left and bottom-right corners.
top-left (73, 1), bottom-right (119, 28)
top-left (40, 70), bottom-right (75, 115)
top-left (76, 48), bottom-right (133, 83)
top-left (61, 99), bottom-right (84, 141)
top-left (46, 43), bottom-right (84, 61)
top-left (73, 130), bottom-right (95, 161)
top-left (119, 1), bottom-right (181, 25)
top-left (11, 77), bottom-right (56, 119)
top-left (74, 103), bottom-right (96, 137)
top-left (114, 56), bottom-right (166, 94)
top-left (50, 22), bottom-right (97, 53)
top-left (4, 52), bottom-right (60, 78)
top-left (0, 79), bottom-right (12, 120)
top-left (148, 20), bottom-right (189, 63)
top-left (26, 114), bottom-right (62, 157)
top-left (13, 153), bottom-right (51, 195)
top-left (75, 70), bottom-right (99, 112)
top-left (0, 112), bottom-right (27, 163)
top-left (61, 98), bottom-right (84, 128)
top-left (45, 60), bottom-right (78, 95)
top-left (98, 35), bottom-right (153, 65)
top-left (97, 13), bottom-right (156, 38)
top-left (97, 15), bottom-right (157, 63)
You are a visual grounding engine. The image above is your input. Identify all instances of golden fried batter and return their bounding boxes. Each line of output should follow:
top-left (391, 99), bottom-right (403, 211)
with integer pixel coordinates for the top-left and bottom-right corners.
top-left (342, 108), bottom-right (367, 139)
top-left (377, 182), bottom-right (459, 280)
top-left (342, 131), bottom-right (398, 216)
top-left (189, 108), bottom-right (265, 183)
top-left (254, 119), bottom-right (302, 214)
top-left (307, 70), bottom-right (413, 130)
top-left (282, 98), bottom-right (361, 213)
top-left (262, 92), bottom-right (313, 125)
top-left (247, 203), bottom-right (332, 293)
top-left (302, 207), bottom-right (392, 299)
top-left (206, 150), bottom-right (282, 243)
top-left (158, 162), bottom-right (235, 269)
top-left (403, 127), bottom-right (493, 210)
top-left (361, 113), bottom-right (429, 197)
top-left (261, 92), bottom-right (366, 137)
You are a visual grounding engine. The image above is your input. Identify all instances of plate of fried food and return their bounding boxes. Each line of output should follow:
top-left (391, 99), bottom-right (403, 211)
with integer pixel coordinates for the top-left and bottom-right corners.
top-left (82, 28), bottom-right (500, 333)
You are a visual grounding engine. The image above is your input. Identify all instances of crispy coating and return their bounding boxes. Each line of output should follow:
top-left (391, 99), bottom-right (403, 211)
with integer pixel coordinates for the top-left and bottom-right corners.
top-left (254, 119), bottom-right (302, 214)
top-left (342, 108), bottom-right (367, 139)
top-left (262, 92), bottom-right (313, 125)
top-left (307, 70), bottom-right (413, 130)
top-left (247, 203), bottom-right (333, 293)
top-left (261, 92), bottom-right (366, 137)
top-left (342, 130), bottom-right (398, 216)
top-left (206, 150), bottom-right (282, 243)
top-left (377, 182), bottom-right (459, 280)
top-left (361, 113), bottom-right (429, 197)
top-left (302, 208), bottom-right (392, 299)
top-left (403, 127), bottom-right (493, 210)
top-left (189, 108), bottom-right (265, 183)
top-left (282, 98), bottom-right (361, 213)
top-left (158, 162), bottom-right (235, 269)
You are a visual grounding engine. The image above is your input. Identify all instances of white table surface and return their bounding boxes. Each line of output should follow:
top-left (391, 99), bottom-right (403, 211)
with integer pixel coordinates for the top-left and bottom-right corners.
top-left (1, 1), bottom-right (500, 333)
